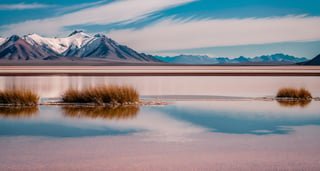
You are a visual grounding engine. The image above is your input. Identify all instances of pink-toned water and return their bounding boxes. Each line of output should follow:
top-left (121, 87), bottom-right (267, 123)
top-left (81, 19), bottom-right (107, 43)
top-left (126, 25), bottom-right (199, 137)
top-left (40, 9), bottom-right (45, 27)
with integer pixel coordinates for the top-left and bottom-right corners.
top-left (1, 126), bottom-right (320, 171)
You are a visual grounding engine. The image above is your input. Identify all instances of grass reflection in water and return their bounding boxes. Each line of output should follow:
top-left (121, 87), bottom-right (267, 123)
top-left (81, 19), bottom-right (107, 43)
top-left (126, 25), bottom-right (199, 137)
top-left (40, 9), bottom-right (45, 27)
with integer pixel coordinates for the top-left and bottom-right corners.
top-left (62, 105), bottom-right (140, 120)
top-left (277, 99), bottom-right (312, 108)
top-left (0, 106), bottom-right (39, 118)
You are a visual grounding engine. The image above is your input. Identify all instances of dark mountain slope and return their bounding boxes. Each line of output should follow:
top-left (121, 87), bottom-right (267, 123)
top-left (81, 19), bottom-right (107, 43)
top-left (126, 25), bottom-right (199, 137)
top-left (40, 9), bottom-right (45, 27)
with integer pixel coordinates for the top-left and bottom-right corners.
top-left (0, 35), bottom-right (50, 60)
top-left (302, 54), bottom-right (320, 65)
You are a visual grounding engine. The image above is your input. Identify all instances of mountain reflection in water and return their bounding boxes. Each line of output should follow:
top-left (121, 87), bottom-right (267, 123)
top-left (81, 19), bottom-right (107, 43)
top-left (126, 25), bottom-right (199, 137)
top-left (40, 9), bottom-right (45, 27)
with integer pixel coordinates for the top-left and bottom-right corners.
top-left (0, 106), bottom-right (38, 118)
top-left (62, 105), bottom-right (139, 120)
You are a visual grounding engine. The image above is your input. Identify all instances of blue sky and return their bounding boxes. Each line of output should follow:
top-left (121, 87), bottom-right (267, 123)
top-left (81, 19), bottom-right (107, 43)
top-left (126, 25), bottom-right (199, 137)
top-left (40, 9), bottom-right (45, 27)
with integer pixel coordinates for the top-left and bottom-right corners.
top-left (0, 0), bottom-right (320, 58)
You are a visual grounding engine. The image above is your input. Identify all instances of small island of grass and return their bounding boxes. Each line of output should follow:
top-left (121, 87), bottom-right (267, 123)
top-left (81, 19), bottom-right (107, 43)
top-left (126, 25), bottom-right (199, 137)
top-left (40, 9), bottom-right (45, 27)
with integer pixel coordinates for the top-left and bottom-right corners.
top-left (62, 85), bottom-right (139, 105)
top-left (276, 88), bottom-right (312, 108)
top-left (0, 89), bottom-right (39, 106)
top-left (276, 88), bottom-right (312, 99)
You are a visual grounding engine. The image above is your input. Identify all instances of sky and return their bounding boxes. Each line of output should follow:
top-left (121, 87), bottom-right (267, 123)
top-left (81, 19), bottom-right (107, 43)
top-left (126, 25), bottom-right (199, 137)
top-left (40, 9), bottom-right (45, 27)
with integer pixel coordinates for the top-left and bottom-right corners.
top-left (0, 0), bottom-right (320, 58)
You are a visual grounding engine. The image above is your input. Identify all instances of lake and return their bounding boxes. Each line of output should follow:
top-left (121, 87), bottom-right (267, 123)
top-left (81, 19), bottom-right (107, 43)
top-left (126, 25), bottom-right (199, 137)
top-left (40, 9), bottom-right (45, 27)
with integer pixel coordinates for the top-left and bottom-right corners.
top-left (0, 75), bottom-right (320, 171)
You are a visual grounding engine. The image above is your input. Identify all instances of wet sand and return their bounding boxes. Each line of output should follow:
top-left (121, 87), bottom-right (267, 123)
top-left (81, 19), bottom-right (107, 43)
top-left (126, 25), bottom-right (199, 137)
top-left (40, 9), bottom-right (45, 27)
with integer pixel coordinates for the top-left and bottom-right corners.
top-left (0, 66), bottom-right (320, 76)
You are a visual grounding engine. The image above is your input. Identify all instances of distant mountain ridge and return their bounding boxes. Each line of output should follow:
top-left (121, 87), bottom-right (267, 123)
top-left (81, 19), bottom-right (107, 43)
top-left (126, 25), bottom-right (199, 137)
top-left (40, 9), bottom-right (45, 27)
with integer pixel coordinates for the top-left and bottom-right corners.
top-left (0, 30), bottom-right (160, 63)
top-left (155, 54), bottom-right (308, 65)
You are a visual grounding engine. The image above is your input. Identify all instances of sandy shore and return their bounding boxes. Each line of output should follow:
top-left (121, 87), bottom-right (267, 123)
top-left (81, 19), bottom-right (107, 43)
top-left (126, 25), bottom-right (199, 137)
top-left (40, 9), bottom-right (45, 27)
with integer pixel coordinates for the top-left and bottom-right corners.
top-left (0, 66), bottom-right (320, 76)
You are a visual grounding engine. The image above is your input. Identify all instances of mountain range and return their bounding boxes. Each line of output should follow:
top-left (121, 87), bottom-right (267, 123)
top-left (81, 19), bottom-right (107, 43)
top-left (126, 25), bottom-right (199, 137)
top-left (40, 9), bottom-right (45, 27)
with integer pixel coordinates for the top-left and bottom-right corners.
top-left (155, 54), bottom-right (308, 65)
top-left (0, 30), bottom-right (319, 65)
top-left (0, 30), bottom-right (160, 63)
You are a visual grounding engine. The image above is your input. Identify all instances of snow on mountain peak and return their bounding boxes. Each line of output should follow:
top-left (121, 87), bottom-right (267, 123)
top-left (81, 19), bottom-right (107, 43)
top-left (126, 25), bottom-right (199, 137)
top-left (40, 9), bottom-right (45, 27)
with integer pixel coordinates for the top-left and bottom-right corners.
top-left (0, 37), bottom-right (7, 46)
top-left (67, 31), bottom-right (92, 48)
top-left (24, 33), bottom-right (43, 44)
top-left (23, 34), bottom-right (68, 54)
top-left (23, 31), bottom-right (93, 54)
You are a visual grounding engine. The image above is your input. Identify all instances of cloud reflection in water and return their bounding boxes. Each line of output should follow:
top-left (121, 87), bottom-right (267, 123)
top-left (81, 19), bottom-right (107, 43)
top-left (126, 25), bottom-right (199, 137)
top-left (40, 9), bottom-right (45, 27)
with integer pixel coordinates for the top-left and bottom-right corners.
top-left (154, 101), bottom-right (320, 135)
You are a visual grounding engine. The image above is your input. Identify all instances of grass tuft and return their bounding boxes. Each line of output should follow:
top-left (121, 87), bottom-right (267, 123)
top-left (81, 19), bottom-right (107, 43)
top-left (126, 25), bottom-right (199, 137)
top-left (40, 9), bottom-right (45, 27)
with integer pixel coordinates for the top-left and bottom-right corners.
top-left (0, 89), bottom-right (39, 105)
top-left (276, 88), bottom-right (312, 99)
top-left (62, 85), bottom-right (139, 105)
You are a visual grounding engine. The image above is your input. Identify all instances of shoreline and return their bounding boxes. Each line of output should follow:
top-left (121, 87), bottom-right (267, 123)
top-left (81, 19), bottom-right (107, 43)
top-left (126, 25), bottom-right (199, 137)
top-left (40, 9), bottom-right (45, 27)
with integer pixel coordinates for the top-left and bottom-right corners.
top-left (0, 66), bottom-right (320, 76)
top-left (0, 96), bottom-right (318, 107)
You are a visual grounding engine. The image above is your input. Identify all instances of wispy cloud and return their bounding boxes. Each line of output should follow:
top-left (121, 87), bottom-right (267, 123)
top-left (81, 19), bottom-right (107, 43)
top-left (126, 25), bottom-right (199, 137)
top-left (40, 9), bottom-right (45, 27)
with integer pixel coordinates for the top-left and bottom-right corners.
top-left (0, 0), bottom-right (196, 36)
top-left (56, 0), bottom-right (108, 15)
top-left (108, 15), bottom-right (320, 52)
top-left (0, 3), bottom-right (53, 10)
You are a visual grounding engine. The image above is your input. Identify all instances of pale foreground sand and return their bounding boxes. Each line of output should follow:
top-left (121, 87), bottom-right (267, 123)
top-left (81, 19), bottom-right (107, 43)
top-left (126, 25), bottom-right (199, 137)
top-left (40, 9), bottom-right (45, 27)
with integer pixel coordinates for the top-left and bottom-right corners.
top-left (0, 66), bottom-right (320, 76)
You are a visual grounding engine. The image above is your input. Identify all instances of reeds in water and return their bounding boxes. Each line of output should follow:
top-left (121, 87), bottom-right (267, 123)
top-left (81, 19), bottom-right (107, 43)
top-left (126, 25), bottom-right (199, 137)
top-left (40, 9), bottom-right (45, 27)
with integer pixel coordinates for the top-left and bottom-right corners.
top-left (276, 88), bottom-right (312, 108)
top-left (276, 88), bottom-right (312, 99)
top-left (0, 89), bottom-right (39, 105)
top-left (62, 85), bottom-right (139, 105)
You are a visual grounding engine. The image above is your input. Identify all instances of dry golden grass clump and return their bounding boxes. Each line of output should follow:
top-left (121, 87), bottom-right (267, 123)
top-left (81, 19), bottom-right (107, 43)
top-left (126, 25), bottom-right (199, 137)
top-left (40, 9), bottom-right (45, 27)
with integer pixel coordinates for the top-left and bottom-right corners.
top-left (0, 106), bottom-right (39, 118)
top-left (62, 85), bottom-right (139, 105)
top-left (0, 89), bottom-right (39, 105)
top-left (276, 88), bottom-right (312, 99)
top-left (62, 106), bottom-right (139, 120)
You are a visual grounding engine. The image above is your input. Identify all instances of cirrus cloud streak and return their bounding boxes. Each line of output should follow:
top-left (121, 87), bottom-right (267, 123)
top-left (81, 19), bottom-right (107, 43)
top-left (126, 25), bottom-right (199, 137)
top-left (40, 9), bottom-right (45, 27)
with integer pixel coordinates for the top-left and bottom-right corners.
top-left (0, 3), bottom-right (53, 10)
top-left (0, 0), bottom-right (196, 36)
top-left (109, 15), bottom-right (320, 52)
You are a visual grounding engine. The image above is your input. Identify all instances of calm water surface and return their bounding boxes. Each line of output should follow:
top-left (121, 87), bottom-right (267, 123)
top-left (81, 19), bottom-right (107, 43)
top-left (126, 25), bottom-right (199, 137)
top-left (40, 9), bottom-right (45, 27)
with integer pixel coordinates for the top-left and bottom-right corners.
top-left (0, 76), bottom-right (319, 97)
top-left (0, 76), bottom-right (320, 171)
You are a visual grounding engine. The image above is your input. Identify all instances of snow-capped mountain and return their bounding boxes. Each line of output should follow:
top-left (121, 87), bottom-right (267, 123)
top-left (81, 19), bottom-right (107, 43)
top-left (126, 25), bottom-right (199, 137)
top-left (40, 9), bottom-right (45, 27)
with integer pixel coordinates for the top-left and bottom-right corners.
top-left (63, 33), bottom-right (159, 62)
top-left (0, 31), bottom-right (160, 63)
top-left (0, 35), bottom-right (50, 60)
top-left (23, 30), bottom-right (93, 55)
top-left (61, 30), bottom-right (94, 56)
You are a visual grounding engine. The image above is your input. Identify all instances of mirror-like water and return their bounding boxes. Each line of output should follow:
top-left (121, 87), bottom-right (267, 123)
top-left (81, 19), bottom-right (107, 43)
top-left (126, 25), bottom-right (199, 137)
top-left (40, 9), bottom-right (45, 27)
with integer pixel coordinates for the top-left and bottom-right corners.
top-left (0, 76), bottom-right (319, 171)
top-left (0, 100), bottom-right (319, 138)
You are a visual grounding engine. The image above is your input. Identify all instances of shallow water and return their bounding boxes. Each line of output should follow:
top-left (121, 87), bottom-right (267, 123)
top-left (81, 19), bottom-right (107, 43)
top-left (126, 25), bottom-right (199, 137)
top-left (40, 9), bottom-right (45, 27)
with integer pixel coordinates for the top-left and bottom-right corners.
top-left (0, 76), bottom-right (319, 97)
top-left (0, 76), bottom-right (320, 170)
